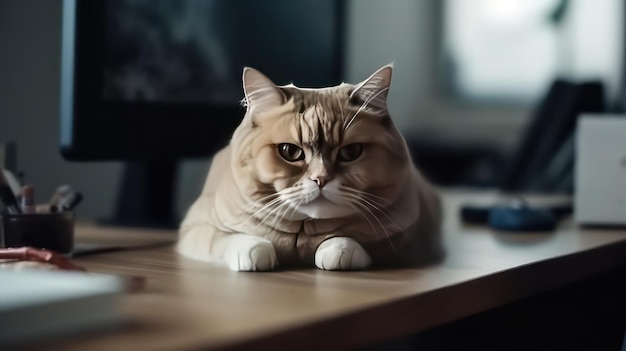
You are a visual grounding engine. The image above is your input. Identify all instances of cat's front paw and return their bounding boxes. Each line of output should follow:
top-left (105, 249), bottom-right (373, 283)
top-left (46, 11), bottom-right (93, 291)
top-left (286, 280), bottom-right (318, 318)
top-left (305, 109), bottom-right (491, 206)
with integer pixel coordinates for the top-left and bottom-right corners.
top-left (315, 237), bottom-right (372, 271)
top-left (223, 235), bottom-right (278, 272)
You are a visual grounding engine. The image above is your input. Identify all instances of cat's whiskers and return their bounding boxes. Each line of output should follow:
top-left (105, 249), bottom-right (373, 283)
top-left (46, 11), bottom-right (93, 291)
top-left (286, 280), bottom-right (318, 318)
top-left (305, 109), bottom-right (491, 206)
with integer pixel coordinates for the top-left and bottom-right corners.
top-left (343, 195), bottom-right (396, 252)
top-left (287, 198), bottom-right (303, 222)
top-left (341, 187), bottom-right (392, 206)
top-left (243, 192), bottom-right (280, 211)
top-left (261, 197), bottom-right (307, 232)
top-left (240, 192), bottom-right (282, 219)
top-left (272, 193), bottom-right (299, 225)
top-left (345, 202), bottom-right (383, 243)
top-left (235, 188), bottom-right (298, 229)
top-left (256, 201), bottom-right (291, 232)
top-left (269, 197), bottom-right (302, 229)
top-left (233, 196), bottom-right (282, 229)
top-left (342, 188), bottom-right (411, 242)
top-left (343, 192), bottom-right (405, 237)
top-left (253, 188), bottom-right (304, 230)
top-left (340, 185), bottom-right (415, 249)
top-left (300, 189), bottom-right (320, 205)
top-left (337, 170), bottom-right (415, 221)
top-left (254, 199), bottom-right (290, 231)
top-left (343, 187), bottom-right (415, 226)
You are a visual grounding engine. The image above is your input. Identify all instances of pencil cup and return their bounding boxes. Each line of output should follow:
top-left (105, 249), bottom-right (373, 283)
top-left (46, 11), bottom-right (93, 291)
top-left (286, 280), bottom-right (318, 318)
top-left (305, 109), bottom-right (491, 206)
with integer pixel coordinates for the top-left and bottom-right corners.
top-left (0, 210), bottom-right (75, 255)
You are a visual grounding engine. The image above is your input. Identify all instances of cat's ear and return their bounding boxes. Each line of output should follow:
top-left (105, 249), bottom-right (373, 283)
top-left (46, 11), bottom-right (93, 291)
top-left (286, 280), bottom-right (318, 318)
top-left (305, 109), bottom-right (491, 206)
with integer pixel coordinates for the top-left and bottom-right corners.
top-left (242, 67), bottom-right (286, 119)
top-left (349, 64), bottom-right (393, 112)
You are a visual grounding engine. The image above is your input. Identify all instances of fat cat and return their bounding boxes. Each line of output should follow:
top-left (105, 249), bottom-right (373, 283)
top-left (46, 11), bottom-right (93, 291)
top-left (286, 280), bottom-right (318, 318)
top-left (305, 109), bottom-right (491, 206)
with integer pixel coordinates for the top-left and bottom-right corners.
top-left (177, 64), bottom-right (443, 271)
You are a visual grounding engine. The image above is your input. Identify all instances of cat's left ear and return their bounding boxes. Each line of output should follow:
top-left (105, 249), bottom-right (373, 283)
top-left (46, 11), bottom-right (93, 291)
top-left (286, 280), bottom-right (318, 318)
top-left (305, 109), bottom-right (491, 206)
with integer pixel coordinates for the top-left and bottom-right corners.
top-left (350, 64), bottom-right (393, 112)
top-left (242, 67), bottom-right (286, 121)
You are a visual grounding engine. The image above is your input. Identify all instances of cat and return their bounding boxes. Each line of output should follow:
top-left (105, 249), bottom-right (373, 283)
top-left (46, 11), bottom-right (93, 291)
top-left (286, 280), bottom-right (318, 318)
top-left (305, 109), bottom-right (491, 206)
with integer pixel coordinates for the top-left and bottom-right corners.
top-left (177, 64), bottom-right (443, 271)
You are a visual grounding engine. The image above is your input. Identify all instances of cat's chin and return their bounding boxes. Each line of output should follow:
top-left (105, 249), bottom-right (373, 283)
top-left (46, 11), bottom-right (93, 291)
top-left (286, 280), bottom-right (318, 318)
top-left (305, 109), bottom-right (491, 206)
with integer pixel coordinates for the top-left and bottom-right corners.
top-left (295, 197), bottom-right (355, 219)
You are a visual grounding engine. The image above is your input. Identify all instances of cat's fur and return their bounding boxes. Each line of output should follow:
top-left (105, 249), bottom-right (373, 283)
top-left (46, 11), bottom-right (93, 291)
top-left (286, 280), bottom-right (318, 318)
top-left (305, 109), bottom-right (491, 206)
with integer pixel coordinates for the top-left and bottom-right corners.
top-left (177, 65), bottom-right (443, 271)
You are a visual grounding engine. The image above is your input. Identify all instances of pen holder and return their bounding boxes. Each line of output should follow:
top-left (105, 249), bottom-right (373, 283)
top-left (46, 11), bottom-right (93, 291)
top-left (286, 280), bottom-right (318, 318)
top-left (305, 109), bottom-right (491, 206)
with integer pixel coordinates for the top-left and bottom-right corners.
top-left (0, 211), bottom-right (75, 255)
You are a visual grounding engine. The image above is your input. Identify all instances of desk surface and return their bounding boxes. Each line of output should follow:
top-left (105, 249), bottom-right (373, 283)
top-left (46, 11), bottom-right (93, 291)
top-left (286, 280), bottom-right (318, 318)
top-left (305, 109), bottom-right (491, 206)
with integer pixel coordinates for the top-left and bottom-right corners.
top-left (51, 192), bottom-right (626, 350)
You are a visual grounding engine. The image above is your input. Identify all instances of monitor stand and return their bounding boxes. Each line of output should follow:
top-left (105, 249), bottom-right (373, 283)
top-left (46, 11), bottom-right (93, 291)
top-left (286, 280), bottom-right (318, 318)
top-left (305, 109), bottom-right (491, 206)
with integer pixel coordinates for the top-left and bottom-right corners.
top-left (100, 161), bottom-right (179, 229)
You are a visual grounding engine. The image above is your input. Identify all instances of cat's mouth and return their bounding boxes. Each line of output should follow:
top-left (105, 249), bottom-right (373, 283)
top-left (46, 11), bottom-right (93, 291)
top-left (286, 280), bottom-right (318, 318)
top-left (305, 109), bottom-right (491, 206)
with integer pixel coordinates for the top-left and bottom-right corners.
top-left (309, 195), bottom-right (331, 205)
top-left (306, 188), bottom-right (338, 205)
top-left (295, 192), bottom-right (355, 219)
top-left (283, 179), bottom-right (356, 219)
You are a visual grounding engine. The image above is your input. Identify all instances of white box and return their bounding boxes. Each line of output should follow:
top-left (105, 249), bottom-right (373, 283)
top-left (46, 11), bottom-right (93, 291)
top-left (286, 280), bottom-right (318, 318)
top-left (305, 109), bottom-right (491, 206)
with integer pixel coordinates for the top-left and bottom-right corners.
top-left (575, 115), bottom-right (626, 225)
top-left (0, 270), bottom-right (123, 348)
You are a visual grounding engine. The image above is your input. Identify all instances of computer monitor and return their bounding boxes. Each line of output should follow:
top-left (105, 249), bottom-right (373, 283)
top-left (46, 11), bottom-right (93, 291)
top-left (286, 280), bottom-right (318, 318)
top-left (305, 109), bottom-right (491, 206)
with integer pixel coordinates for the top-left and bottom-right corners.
top-left (60, 0), bottom-right (346, 227)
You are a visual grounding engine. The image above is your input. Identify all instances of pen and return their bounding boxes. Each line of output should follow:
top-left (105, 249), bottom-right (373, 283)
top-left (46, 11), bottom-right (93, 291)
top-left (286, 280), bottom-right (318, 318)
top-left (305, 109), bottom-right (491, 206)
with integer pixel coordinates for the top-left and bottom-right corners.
top-left (60, 191), bottom-right (83, 211)
top-left (0, 170), bottom-right (21, 214)
top-left (49, 185), bottom-right (72, 212)
top-left (20, 185), bottom-right (36, 214)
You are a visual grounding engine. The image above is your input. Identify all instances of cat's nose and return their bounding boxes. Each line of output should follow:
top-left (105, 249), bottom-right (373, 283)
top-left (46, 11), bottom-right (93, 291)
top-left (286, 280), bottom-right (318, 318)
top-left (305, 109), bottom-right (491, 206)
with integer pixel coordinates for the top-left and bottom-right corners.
top-left (311, 176), bottom-right (329, 189)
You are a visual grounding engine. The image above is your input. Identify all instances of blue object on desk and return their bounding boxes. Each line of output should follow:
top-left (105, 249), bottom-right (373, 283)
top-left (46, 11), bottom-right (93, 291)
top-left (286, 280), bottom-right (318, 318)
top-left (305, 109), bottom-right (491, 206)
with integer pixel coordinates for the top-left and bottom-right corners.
top-left (460, 197), bottom-right (571, 232)
top-left (488, 205), bottom-right (557, 232)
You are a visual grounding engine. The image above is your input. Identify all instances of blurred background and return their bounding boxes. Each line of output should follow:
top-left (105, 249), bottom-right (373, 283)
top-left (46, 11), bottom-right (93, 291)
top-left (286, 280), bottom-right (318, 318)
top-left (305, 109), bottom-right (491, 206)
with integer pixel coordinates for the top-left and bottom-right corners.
top-left (0, 0), bottom-right (623, 222)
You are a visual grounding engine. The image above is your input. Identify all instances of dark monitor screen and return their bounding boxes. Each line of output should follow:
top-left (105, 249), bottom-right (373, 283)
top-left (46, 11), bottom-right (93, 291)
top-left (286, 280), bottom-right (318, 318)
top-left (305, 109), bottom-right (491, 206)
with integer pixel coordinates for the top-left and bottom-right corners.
top-left (60, 0), bottom-right (345, 161)
top-left (60, 0), bottom-right (345, 227)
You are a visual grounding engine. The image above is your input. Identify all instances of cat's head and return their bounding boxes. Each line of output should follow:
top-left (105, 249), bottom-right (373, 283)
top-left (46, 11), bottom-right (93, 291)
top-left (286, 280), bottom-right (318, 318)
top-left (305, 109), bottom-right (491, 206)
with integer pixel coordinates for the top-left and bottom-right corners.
top-left (231, 65), bottom-right (412, 220)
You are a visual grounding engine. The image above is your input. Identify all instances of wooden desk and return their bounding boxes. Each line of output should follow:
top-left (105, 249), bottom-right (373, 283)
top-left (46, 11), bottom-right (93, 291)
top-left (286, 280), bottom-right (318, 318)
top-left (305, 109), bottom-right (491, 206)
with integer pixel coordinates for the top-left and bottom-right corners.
top-left (50, 192), bottom-right (626, 350)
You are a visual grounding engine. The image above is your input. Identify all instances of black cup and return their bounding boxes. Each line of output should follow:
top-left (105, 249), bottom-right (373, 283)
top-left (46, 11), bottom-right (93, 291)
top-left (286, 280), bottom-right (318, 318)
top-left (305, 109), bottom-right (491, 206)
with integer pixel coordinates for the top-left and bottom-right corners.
top-left (1, 210), bottom-right (75, 254)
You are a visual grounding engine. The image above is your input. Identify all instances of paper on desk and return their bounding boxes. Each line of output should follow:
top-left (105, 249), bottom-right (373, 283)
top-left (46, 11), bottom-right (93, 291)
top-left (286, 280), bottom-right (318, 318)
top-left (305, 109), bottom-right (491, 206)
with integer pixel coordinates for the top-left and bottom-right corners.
top-left (0, 269), bottom-right (124, 348)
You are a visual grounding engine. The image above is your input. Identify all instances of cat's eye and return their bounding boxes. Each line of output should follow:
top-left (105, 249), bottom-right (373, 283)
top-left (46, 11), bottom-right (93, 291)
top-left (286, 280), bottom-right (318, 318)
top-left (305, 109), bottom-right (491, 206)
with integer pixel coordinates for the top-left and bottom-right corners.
top-left (338, 143), bottom-right (363, 162)
top-left (278, 143), bottom-right (305, 162)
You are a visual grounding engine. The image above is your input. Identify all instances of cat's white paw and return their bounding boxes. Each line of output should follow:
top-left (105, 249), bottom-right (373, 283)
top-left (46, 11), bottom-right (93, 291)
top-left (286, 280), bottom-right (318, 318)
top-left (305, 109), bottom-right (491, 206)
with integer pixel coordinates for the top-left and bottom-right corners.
top-left (315, 237), bottom-right (372, 271)
top-left (223, 235), bottom-right (278, 272)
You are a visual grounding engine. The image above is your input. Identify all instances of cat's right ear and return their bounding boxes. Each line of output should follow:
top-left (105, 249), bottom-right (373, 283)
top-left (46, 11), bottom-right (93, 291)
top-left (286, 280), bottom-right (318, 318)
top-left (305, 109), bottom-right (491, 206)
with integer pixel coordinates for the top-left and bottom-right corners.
top-left (242, 67), bottom-right (286, 123)
top-left (349, 64), bottom-right (393, 113)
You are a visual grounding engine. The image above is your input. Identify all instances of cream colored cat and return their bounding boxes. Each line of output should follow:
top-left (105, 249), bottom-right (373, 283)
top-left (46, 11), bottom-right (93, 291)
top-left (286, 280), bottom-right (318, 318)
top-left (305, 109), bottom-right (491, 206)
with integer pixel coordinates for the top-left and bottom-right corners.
top-left (177, 64), bottom-right (443, 271)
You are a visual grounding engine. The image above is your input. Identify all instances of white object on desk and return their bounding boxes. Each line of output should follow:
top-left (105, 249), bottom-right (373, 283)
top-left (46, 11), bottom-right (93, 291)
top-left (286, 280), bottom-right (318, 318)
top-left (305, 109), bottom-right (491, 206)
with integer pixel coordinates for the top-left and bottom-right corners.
top-left (0, 269), bottom-right (123, 348)
top-left (1, 169), bottom-right (21, 197)
top-left (575, 115), bottom-right (626, 225)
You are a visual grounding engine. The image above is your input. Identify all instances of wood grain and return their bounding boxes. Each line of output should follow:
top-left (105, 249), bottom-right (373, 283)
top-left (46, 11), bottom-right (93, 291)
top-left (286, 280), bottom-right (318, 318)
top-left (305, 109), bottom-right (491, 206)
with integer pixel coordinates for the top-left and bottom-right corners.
top-left (42, 192), bottom-right (626, 350)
